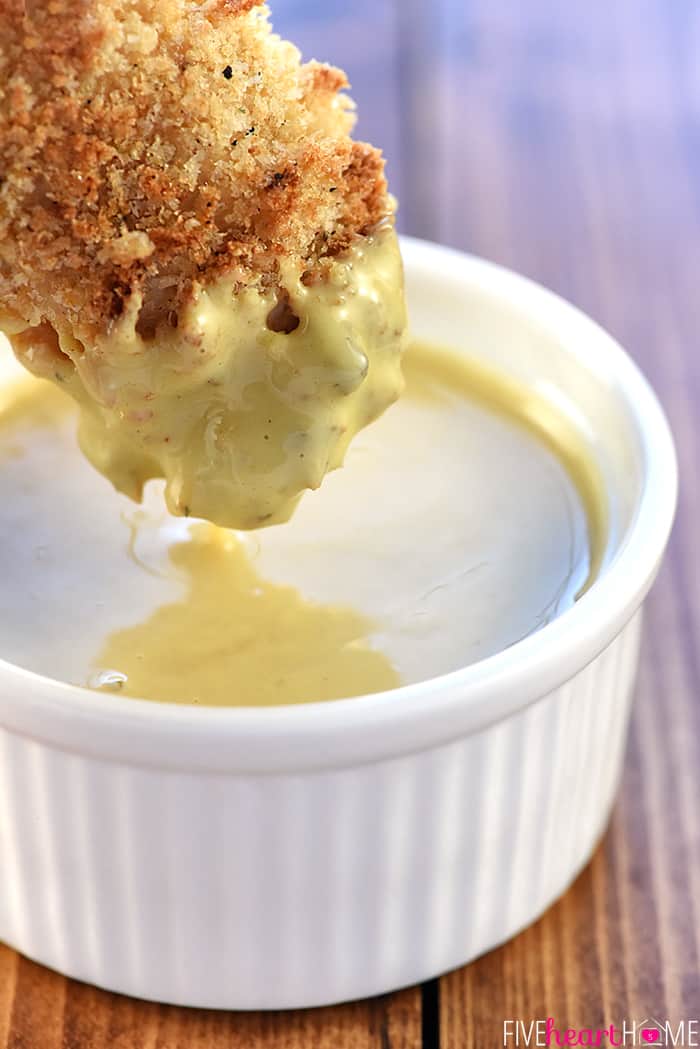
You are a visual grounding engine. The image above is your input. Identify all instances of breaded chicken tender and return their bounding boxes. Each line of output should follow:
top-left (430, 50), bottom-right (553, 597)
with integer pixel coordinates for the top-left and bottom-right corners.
top-left (0, 0), bottom-right (406, 528)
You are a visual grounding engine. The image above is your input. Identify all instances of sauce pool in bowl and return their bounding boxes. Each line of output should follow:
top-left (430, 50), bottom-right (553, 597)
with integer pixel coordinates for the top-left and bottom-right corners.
top-left (0, 338), bottom-right (606, 706)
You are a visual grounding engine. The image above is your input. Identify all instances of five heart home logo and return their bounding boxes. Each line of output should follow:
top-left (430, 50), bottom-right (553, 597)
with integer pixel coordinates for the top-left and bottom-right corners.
top-left (503, 1015), bottom-right (699, 1046)
top-left (638, 1019), bottom-right (664, 1045)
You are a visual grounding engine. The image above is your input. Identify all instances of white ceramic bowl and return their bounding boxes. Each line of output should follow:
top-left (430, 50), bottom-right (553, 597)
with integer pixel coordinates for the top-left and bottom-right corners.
top-left (0, 238), bottom-right (677, 1009)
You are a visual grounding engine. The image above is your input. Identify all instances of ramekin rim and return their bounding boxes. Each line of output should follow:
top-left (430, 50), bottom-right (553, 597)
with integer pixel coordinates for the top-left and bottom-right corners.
top-left (0, 236), bottom-right (678, 772)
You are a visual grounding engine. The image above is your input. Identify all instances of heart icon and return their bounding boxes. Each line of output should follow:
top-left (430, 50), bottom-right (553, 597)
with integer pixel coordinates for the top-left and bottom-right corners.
top-left (641, 1031), bottom-right (660, 1044)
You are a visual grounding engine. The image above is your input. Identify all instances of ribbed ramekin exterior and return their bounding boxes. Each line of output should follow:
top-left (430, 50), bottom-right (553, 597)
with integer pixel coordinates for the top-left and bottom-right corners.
top-left (0, 611), bottom-right (641, 1009)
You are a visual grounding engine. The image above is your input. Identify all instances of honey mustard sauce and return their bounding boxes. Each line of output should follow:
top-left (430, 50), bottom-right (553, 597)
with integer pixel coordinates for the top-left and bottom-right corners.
top-left (401, 345), bottom-right (607, 593)
top-left (0, 339), bottom-right (607, 706)
top-left (7, 227), bottom-right (407, 530)
top-left (96, 524), bottom-right (400, 706)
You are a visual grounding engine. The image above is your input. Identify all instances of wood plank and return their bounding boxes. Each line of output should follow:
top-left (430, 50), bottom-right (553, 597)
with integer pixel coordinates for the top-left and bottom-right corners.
top-left (0, 945), bottom-right (421, 1049)
top-left (425, 0), bottom-right (700, 1041)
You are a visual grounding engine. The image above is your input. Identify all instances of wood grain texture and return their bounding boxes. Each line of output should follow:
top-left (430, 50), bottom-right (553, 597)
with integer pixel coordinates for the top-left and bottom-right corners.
top-left (430, 0), bottom-right (700, 1043)
top-left (0, 945), bottom-right (421, 1049)
top-left (1, 1), bottom-right (699, 1046)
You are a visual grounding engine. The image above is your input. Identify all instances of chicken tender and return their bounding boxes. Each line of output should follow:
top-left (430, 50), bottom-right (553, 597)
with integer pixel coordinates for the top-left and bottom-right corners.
top-left (0, 0), bottom-right (406, 528)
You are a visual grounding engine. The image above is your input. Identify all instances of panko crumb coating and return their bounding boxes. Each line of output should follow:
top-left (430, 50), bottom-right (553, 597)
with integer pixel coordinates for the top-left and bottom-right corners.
top-left (0, 0), bottom-right (406, 530)
top-left (0, 0), bottom-right (392, 343)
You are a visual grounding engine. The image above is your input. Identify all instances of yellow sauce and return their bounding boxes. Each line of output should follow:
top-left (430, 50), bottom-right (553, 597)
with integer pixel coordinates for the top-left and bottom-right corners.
top-left (0, 339), bottom-right (608, 707)
top-left (95, 524), bottom-right (400, 706)
top-left (402, 346), bottom-right (607, 590)
top-left (8, 228), bottom-right (407, 530)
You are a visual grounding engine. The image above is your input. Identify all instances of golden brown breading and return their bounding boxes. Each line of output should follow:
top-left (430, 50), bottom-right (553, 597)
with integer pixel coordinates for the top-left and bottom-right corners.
top-left (0, 0), bottom-right (392, 345)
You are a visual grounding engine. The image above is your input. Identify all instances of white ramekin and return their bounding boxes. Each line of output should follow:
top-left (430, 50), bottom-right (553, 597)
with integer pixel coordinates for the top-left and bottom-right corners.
top-left (0, 238), bottom-right (677, 1009)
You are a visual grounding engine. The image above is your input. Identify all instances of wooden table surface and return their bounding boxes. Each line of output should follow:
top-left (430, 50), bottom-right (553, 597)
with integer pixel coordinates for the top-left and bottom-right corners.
top-left (2, 1), bottom-right (699, 1046)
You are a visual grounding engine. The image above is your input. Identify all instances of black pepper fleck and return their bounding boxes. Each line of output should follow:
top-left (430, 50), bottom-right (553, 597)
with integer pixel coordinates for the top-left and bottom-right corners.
top-left (222, 65), bottom-right (233, 79)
